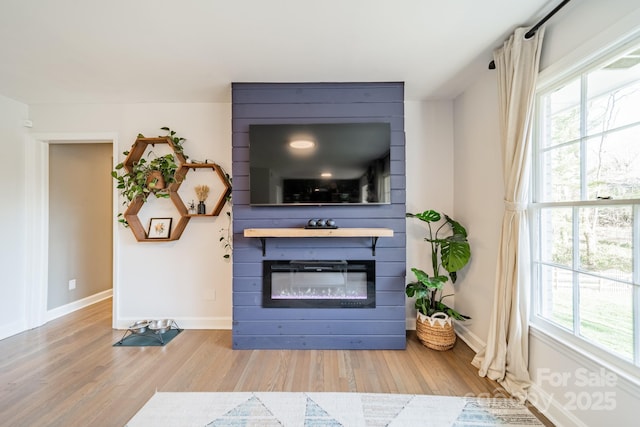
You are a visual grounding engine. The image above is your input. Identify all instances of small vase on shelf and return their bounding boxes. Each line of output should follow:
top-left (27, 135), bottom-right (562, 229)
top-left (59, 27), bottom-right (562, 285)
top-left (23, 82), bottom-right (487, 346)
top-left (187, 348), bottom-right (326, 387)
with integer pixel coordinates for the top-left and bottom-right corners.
top-left (188, 200), bottom-right (197, 215)
top-left (194, 184), bottom-right (209, 216)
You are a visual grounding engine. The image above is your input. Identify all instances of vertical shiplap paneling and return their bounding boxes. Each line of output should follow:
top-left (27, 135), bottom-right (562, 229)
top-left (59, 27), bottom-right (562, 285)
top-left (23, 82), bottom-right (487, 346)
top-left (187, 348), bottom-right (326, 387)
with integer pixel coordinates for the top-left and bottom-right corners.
top-left (231, 82), bottom-right (406, 349)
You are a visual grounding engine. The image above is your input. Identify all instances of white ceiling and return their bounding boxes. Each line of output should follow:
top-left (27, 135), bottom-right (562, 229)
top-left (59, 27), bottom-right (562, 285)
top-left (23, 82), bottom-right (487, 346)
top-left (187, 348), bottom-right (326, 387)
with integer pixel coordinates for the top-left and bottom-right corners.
top-left (0, 0), bottom-right (553, 105)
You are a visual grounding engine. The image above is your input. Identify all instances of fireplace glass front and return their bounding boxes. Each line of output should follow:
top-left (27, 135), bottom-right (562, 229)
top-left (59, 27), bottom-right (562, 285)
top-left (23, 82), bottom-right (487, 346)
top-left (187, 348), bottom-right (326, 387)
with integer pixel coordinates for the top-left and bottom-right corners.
top-left (263, 260), bottom-right (375, 308)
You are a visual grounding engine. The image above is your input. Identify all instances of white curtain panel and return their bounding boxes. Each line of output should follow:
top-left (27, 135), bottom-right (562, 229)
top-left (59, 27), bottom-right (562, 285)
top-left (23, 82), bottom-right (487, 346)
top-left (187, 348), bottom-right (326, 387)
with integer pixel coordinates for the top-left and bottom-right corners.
top-left (471, 26), bottom-right (545, 401)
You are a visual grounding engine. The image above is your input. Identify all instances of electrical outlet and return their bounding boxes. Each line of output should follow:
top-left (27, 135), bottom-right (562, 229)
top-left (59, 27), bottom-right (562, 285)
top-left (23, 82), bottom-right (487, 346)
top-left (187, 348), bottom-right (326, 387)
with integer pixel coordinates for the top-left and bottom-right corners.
top-left (68, 279), bottom-right (76, 290)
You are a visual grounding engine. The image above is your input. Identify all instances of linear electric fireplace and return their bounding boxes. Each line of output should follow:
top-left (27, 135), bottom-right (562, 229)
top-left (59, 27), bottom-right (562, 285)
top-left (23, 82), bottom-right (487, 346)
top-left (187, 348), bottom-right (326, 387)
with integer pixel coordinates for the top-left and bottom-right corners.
top-left (263, 260), bottom-right (375, 309)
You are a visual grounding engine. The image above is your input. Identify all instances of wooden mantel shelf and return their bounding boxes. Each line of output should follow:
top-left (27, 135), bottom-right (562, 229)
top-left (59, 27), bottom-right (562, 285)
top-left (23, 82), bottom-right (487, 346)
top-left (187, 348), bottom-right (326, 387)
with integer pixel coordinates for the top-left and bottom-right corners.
top-left (243, 227), bottom-right (393, 256)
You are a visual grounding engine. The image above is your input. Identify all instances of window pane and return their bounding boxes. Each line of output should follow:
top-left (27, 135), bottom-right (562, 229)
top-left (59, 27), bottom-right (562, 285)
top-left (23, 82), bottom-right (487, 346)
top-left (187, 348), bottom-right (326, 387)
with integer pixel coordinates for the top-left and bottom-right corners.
top-left (541, 143), bottom-right (580, 202)
top-left (540, 208), bottom-right (573, 267)
top-left (586, 56), bottom-right (640, 135)
top-left (534, 40), bottom-right (640, 367)
top-left (544, 79), bottom-right (581, 147)
top-left (539, 265), bottom-right (573, 330)
top-left (586, 125), bottom-right (640, 200)
top-left (578, 206), bottom-right (633, 283)
top-left (579, 274), bottom-right (633, 360)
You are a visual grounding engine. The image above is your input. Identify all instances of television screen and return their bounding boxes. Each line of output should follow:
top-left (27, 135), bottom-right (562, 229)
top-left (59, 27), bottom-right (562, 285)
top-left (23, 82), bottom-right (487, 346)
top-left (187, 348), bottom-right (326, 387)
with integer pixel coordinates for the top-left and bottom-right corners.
top-left (249, 123), bottom-right (391, 206)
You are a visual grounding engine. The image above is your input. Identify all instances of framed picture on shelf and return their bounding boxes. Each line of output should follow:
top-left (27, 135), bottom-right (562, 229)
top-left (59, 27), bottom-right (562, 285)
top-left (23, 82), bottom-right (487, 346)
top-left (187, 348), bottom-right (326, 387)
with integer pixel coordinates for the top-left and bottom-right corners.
top-left (147, 218), bottom-right (172, 239)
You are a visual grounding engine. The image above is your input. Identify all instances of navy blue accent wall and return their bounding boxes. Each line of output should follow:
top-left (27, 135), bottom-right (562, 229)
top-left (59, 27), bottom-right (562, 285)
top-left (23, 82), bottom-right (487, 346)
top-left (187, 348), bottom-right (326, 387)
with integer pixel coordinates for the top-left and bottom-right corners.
top-left (231, 82), bottom-right (406, 349)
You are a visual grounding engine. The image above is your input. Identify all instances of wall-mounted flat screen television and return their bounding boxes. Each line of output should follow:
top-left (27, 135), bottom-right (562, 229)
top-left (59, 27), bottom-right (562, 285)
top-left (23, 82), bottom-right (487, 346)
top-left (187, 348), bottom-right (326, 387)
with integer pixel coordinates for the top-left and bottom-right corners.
top-left (249, 122), bottom-right (391, 206)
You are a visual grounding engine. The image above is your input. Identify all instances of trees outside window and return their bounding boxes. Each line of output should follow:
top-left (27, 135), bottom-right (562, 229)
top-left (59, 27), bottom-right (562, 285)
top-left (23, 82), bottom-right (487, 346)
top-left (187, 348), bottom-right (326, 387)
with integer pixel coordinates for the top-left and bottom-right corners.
top-left (532, 41), bottom-right (640, 368)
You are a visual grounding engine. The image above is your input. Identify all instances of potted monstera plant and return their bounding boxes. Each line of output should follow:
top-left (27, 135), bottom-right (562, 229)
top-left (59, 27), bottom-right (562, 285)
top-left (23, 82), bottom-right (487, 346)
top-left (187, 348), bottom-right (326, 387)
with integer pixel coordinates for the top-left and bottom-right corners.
top-left (405, 210), bottom-right (471, 350)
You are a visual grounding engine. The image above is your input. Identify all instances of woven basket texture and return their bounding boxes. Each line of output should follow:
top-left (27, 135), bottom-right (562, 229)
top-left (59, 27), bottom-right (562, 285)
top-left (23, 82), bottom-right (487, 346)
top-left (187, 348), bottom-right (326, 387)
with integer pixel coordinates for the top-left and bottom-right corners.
top-left (416, 314), bottom-right (456, 351)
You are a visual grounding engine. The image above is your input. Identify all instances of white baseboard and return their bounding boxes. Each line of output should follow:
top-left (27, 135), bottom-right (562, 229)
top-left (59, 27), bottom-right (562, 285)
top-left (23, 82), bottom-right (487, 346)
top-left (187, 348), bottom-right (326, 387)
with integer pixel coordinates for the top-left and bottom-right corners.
top-left (406, 316), bottom-right (416, 331)
top-left (46, 289), bottom-right (113, 322)
top-left (0, 318), bottom-right (28, 341)
top-left (115, 316), bottom-right (232, 330)
top-left (528, 382), bottom-right (587, 427)
top-left (454, 322), bottom-right (485, 354)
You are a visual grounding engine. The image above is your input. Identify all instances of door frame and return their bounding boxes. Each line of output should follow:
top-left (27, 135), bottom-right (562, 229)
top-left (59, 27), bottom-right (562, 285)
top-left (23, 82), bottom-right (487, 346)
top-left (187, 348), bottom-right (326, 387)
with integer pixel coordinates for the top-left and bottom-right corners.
top-left (26, 132), bottom-right (120, 329)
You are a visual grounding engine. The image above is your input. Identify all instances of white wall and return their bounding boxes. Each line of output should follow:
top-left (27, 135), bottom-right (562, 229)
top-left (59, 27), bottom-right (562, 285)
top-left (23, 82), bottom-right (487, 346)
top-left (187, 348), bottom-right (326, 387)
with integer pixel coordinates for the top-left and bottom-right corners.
top-left (26, 99), bottom-right (453, 331)
top-left (29, 102), bottom-right (233, 329)
top-left (404, 100), bottom-right (456, 324)
top-left (0, 95), bottom-right (29, 339)
top-left (452, 69), bottom-right (503, 348)
top-left (453, 0), bottom-right (640, 425)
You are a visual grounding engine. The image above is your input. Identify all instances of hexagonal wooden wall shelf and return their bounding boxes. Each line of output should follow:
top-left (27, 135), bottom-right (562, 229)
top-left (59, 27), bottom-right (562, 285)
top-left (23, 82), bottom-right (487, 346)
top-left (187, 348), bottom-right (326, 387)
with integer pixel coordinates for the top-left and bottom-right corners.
top-left (123, 194), bottom-right (189, 242)
top-left (120, 136), bottom-right (230, 242)
top-left (174, 162), bottom-right (232, 217)
top-left (122, 136), bottom-right (187, 174)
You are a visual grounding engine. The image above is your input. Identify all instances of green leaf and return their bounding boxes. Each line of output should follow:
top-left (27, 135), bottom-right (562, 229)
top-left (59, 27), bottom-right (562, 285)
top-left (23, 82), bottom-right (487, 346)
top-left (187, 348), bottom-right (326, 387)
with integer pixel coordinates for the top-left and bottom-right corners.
top-left (406, 210), bottom-right (440, 223)
top-left (444, 214), bottom-right (468, 238)
top-left (440, 238), bottom-right (471, 273)
top-left (406, 209), bottom-right (472, 319)
top-left (411, 267), bottom-right (430, 284)
top-left (410, 268), bottom-right (447, 290)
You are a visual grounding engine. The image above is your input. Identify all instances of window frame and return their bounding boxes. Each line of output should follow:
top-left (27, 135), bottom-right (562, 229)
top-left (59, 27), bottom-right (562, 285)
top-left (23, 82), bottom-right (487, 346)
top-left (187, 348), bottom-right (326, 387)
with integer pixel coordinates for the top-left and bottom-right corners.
top-left (530, 36), bottom-right (640, 383)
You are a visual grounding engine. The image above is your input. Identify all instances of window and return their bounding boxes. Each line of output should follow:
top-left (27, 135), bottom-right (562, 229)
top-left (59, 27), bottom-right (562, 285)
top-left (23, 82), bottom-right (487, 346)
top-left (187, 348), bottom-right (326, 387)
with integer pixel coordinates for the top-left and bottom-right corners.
top-left (531, 39), bottom-right (640, 370)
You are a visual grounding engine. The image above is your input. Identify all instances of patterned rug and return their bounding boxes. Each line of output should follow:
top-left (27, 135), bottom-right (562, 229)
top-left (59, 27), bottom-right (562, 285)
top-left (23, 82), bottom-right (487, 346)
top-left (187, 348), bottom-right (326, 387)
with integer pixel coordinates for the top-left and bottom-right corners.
top-left (126, 392), bottom-right (543, 426)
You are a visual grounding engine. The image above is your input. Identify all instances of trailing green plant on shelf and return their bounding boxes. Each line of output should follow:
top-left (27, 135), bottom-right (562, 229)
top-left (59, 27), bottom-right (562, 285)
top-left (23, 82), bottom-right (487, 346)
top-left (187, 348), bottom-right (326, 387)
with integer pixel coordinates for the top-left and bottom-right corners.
top-left (405, 210), bottom-right (472, 321)
top-left (218, 168), bottom-right (233, 259)
top-left (112, 152), bottom-right (180, 203)
top-left (111, 128), bottom-right (188, 227)
top-left (160, 126), bottom-right (187, 158)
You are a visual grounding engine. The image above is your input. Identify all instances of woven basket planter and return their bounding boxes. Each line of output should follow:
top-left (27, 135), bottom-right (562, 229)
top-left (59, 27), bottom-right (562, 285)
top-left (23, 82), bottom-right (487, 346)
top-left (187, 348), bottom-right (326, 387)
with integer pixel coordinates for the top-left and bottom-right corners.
top-left (416, 312), bottom-right (456, 351)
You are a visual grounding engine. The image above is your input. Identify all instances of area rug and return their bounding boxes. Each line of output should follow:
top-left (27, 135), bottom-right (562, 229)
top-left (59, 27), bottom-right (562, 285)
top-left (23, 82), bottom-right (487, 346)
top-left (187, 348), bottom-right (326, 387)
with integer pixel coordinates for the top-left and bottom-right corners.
top-left (113, 329), bottom-right (182, 347)
top-left (126, 392), bottom-right (543, 426)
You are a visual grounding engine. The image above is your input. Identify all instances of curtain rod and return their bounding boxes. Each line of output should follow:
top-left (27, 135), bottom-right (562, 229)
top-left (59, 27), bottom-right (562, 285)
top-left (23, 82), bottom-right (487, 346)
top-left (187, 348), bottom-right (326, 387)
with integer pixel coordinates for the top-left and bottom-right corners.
top-left (488, 0), bottom-right (572, 69)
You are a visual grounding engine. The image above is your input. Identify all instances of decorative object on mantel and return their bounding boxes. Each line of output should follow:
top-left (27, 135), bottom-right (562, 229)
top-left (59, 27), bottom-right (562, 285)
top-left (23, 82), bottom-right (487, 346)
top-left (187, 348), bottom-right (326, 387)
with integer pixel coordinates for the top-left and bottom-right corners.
top-left (405, 210), bottom-right (471, 351)
top-left (194, 184), bottom-right (209, 214)
top-left (244, 227), bottom-right (393, 257)
top-left (305, 218), bottom-right (338, 229)
top-left (188, 200), bottom-right (197, 215)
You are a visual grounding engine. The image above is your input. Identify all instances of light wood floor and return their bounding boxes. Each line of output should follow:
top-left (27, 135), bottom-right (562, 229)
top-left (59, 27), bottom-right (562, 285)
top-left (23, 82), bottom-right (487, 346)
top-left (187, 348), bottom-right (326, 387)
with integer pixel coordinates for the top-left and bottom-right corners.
top-left (0, 298), bottom-right (552, 426)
